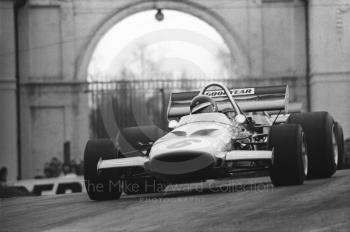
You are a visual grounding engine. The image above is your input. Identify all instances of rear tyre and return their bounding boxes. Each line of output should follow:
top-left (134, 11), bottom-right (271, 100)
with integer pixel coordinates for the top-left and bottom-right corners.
top-left (287, 112), bottom-right (337, 178)
top-left (269, 124), bottom-right (307, 186)
top-left (334, 122), bottom-right (345, 169)
top-left (124, 178), bottom-right (167, 195)
top-left (84, 139), bottom-right (122, 201)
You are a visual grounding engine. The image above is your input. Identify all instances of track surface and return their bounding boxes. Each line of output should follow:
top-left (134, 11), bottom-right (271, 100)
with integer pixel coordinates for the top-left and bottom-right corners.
top-left (1, 170), bottom-right (350, 232)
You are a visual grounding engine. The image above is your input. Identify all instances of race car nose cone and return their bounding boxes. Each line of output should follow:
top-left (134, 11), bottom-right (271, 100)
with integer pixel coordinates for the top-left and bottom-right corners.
top-left (148, 137), bottom-right (216, 175)
top-left (148, 151), bottom-right (215, 175)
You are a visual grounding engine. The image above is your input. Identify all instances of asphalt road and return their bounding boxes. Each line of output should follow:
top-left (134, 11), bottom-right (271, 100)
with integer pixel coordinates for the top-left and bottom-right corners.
top-left (1, 170), bottom-right (350, 232)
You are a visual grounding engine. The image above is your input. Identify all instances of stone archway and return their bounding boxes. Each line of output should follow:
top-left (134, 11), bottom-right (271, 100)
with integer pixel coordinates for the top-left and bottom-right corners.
top-left (76, 0), bottom-right (250, 81)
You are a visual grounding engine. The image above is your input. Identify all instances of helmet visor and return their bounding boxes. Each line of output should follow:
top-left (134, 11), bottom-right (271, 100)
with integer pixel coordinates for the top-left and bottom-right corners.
top-left (191, 102), bottom-right (212, 114)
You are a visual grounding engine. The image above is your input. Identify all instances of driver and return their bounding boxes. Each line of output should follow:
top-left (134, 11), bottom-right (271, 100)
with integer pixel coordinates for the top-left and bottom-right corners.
top-left (190, 95), bottom-right (218, 114)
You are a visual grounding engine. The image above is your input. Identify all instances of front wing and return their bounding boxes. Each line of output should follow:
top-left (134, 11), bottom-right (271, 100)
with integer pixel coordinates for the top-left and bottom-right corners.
top-left (97, 150), bottom-right (273, 172)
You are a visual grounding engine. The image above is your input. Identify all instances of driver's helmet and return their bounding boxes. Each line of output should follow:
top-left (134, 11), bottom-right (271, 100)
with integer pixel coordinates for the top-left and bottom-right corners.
top-left (190, 95), bottom-right (218, 114)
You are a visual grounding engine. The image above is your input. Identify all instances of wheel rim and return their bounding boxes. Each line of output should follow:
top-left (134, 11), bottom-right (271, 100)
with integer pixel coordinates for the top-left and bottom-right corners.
top-left (301, 133), bottom-right (308, 176)
top-left (332, 125), bottom-right (339, 166)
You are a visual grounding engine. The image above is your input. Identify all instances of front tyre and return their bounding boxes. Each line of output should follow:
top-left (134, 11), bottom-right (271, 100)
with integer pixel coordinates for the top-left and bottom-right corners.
top-left (84, 139), bottom-right (122, 201)
top-left (269, 124), bottom-right (307, 186)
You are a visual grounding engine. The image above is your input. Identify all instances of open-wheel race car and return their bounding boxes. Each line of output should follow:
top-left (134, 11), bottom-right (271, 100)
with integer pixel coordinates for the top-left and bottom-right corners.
top-left (84, 82), bottom-right (344, 200)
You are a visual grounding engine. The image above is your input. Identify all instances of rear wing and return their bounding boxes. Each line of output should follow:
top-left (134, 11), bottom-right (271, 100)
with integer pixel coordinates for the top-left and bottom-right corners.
top-left (167, 85), bottom-right (289, 120)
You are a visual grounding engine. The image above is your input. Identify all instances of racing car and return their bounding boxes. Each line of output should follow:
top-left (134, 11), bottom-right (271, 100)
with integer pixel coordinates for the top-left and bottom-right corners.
top-left (84, 82), bottom-right (344, 200)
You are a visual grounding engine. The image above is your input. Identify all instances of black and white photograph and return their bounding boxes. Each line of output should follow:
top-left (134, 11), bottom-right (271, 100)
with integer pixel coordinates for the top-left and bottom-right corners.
top-left (1, 0), bottom-right (350, 231)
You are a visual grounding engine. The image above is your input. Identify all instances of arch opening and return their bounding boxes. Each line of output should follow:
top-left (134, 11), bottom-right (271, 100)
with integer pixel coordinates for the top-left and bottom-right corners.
top-left (88, 10), bottom-right (237, 82)
top-left (82, 4), bottom-right (249, 147)
top-left (78, 0), bottom-right (249, 81)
